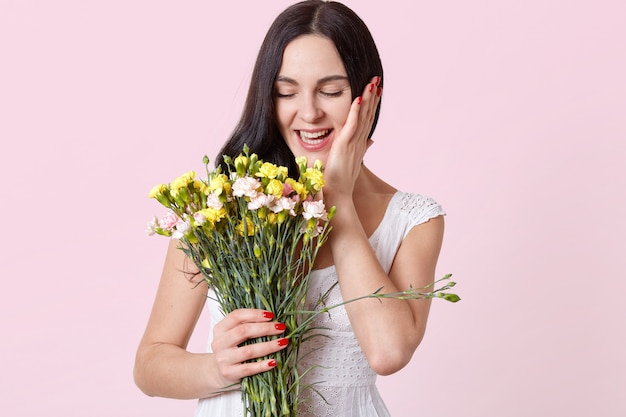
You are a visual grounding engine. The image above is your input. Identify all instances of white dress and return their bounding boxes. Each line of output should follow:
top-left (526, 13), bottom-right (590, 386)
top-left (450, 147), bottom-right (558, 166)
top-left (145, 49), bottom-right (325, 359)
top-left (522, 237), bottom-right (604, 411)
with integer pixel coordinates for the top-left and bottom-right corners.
top-left (195, 192), bottom-right (445, 417)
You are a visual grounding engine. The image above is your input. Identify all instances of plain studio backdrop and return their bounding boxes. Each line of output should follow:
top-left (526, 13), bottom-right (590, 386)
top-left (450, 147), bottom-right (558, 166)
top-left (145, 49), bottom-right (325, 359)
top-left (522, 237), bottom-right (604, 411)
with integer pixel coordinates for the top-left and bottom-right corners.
top-left (1, 1), bottom-right (624, 416)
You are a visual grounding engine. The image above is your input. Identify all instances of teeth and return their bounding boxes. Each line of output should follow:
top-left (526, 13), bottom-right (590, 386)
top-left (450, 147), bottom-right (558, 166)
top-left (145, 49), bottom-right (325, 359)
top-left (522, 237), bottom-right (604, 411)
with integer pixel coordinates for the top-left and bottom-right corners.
top-left (300, 129), bottom-right (329, 144)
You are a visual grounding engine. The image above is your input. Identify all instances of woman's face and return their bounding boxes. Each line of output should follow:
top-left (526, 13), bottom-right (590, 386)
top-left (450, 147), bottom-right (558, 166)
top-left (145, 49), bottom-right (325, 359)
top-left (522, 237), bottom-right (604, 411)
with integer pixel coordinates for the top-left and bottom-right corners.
top-left (274, 35), bottom-right (352, 166)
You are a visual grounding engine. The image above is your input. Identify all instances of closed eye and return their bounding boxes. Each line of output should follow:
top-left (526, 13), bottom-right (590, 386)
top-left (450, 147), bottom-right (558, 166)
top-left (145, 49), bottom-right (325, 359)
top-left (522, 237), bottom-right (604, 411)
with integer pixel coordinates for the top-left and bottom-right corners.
top-left (275, 92), bottom-right (296, 99)
top-left (320, 90), bottom-right (344, 98)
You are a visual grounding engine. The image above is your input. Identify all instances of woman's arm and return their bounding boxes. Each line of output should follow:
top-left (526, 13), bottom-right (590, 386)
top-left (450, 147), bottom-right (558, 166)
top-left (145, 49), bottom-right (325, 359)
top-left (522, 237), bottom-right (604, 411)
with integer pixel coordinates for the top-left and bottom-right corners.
top-left (322, 78), bottom-right (445, 375)
top-left (134, 239), bottom-right (289, 399)
top-left (327, 201), bottom-right (444, 376)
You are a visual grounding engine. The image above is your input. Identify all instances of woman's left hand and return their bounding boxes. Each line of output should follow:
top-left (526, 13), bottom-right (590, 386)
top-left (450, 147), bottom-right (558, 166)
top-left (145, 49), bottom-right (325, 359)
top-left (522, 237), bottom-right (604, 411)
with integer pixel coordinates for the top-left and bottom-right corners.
top-left (323, 76), bottom-right (381, 196)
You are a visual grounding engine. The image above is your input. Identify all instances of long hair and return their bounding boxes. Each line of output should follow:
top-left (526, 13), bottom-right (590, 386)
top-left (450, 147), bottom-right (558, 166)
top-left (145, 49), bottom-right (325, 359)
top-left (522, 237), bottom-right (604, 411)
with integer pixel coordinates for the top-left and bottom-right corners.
top-left (216, 0), bottom-right (383, 175)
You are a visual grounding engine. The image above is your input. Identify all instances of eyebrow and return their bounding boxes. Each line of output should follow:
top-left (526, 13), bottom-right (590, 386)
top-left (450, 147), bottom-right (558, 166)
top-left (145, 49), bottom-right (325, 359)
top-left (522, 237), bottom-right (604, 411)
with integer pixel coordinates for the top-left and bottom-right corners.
top-left (275, 75), bottom-right (349, 85)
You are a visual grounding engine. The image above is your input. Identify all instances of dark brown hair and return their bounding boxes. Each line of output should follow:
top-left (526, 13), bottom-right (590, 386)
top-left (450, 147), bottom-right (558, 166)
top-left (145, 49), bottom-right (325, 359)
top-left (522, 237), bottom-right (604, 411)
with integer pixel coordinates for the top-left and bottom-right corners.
top-left (217, 0), bottom-right (383, 175)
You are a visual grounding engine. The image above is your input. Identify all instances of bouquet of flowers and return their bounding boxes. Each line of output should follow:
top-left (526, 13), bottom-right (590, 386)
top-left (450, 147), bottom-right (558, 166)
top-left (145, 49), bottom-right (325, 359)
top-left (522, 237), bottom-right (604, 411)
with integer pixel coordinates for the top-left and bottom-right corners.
top-left (146, 145), bottom-right (459, 417)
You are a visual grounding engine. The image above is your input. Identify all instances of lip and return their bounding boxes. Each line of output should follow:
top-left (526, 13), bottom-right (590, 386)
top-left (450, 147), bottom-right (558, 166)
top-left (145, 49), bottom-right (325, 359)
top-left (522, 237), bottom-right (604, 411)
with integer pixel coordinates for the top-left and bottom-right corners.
top-left (295, 129), bottom-right (333, 151)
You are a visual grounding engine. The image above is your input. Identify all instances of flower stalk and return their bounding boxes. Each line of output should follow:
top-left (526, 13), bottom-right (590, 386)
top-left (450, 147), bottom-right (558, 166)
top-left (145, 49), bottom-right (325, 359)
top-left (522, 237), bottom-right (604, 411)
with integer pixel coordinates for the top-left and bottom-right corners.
top-left (147, 146), bottom-right (459, 416)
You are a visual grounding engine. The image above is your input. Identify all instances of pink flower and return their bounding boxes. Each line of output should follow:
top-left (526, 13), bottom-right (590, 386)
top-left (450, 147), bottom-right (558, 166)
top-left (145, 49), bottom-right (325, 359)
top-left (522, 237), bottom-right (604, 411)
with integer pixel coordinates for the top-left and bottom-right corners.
top-left (159, 210), bottom-right (179, 231)
top-left (282, 182), bottom-right (294, 197)
top-left (302, 200), bottom-right (327, 221)
top-left (248, 193), bottom-right (275, 210)
top-left (232, 176), bottom-right (261, 198)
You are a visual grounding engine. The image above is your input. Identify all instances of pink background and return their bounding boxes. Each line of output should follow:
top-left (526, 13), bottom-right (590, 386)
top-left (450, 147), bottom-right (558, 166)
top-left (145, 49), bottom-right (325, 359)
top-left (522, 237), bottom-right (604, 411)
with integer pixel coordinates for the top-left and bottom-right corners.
top-left (1, 0), bottom-right (624, 415)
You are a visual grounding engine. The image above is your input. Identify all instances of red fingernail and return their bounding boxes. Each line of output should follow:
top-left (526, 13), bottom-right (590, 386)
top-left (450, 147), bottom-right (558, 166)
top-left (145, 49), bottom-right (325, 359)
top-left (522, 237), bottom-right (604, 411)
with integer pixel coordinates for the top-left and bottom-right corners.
top-left (357, 96), bottom-right (362, 104)
top-left (377, 87), bottom-right (382, 97)
top-left (369, 83), bottom-right (374, 93)
top-left (375, 76), bottom-right (381, 86)
top-left (275, 323), bottom-right (286, 331)
top-left (263, 312), bottom-right (274, 319)
top-left (268, 359), bottom-right (277, 367)
top-left (277, 338), bottom-right (289, 347)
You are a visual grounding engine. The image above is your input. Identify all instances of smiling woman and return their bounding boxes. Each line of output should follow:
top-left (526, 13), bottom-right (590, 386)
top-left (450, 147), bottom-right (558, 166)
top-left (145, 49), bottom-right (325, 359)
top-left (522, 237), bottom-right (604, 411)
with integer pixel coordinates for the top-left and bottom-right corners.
top-left (215, 0), bottom-right (384, 178)
top-left (274, 36), bottom-right (354, 157)
top-left (134, 1), bottom-right (446, 416)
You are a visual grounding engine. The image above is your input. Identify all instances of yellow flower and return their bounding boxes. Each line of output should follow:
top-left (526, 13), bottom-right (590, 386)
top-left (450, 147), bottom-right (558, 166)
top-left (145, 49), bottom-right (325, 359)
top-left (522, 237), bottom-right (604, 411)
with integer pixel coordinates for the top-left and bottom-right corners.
top-left (277, 166), bottom-right (288, 180)
top-left (234, 155), bottom-right (249, 169)
top-left (265, 179), bottom-right (284, 199)
top-left (285, 178), bottom-right (306, 199)
top-left (209, 174), bottom-right (231, 196)
top-left (148, 184), bottom-right (172, 207)
top-left (266, 212), bottom-right (278, 225)
top-left (236, 217), bottom-right (256, 236)
top-left (295, 156), bottom-right (308, 171)
top-left (170, 187), bottom-right (191, 206)
top-left (257, 162), bottom-right (280, 179)
top-left (171, 171), bottom-right (196, 190)
top-left (192, 179), bottom-right (208, 192)
top-left (197, 207), bottom-right (227, 225)
top-left (302, 168), bottom-right (325, 192)
top-left (167, 171), bottom-right (196, 205)
top-left (234, 155), bottom-right (249, 176)
top-left (148, 183), bottom-right (168, 199)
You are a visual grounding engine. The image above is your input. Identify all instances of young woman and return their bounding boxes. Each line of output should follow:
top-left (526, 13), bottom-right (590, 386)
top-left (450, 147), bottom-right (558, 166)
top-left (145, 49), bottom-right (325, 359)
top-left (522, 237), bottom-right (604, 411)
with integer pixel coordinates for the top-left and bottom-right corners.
top-left (134, 1), bottom-right (445, 416)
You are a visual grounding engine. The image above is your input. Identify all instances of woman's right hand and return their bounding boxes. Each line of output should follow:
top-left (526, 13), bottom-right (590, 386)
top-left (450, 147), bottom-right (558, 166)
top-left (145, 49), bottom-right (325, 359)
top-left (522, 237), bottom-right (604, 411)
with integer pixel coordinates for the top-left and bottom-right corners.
top-left (209, 309), bottom-right (289, 390)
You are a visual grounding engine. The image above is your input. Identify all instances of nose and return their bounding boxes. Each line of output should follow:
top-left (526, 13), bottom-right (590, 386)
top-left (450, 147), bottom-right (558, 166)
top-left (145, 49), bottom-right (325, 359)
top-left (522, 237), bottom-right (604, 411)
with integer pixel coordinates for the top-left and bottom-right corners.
top-left (298, 94), bottom-right (323, 123)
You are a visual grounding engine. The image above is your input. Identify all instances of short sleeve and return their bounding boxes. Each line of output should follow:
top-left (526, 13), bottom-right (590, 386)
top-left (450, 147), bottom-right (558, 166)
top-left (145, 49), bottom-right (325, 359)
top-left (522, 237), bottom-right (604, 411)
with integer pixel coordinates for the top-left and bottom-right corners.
top-left (396, 193), bottom-right (446, 239)
top-left (369, 192), bottom-right (445, 273)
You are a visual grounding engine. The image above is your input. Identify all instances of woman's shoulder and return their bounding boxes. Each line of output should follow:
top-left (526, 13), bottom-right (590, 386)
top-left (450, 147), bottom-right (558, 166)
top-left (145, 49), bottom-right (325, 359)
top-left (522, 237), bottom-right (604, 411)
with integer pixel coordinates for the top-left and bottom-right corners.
top-left (388, 191), bottom-right (446, 228)
top-left (358, 166), bottom-right (445, 232)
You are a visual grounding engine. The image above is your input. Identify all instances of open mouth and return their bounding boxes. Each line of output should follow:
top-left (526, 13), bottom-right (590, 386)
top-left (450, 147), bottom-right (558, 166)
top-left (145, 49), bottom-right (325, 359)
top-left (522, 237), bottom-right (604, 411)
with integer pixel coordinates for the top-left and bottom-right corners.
top-left (298, 129), bottom-right (332, 145)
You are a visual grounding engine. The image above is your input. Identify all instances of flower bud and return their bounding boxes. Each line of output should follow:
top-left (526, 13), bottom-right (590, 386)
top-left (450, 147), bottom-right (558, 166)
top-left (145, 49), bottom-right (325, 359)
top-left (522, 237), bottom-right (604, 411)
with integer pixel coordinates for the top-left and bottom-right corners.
top-left (327, 205), bottom-right (337, 220)
top-left (295, 156), bottom-right (308, 176)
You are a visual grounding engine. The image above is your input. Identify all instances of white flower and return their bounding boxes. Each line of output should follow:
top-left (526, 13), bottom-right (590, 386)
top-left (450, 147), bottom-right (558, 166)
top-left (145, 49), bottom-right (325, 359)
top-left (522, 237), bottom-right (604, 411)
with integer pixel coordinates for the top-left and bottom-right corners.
top-left (232, 176), bottom-right (261, 198)
top-left (248, 193), bottom-right (275, 210)
top-left (145, 217), bottom-right (158, 235)
top-left (206, 192), bottom-right (223, 209)
top-left (300, 220), bottom-right (323, 237)
top-left (172, 218), bottom-right (191, 239)
top-left (302, 200), bottom-right (327, 220)
top-left (270, 196), bottom-right (297, 216)
top-left (193, 211), bottom-right (207, 226)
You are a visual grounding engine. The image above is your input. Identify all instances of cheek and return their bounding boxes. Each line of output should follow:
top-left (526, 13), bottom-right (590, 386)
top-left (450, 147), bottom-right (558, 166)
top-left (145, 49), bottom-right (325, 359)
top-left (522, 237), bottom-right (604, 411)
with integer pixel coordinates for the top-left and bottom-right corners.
top-left (331, 99), bottom-right (352, 126)
top-left (274, 103), bottom-right (291, 132)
